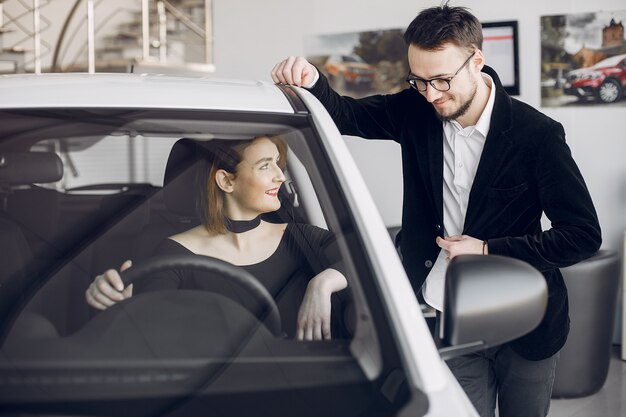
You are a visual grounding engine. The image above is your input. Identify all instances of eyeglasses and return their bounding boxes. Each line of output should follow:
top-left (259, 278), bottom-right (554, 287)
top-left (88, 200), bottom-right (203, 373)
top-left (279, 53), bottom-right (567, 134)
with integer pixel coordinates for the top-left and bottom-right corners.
top-left (406, 51), bottom-right (476, 92)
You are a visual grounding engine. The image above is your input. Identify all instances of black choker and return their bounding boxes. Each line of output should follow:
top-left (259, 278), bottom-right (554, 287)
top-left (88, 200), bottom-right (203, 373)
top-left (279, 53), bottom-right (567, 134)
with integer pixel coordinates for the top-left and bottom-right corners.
top-left (225, 215), bottom-right (261, 233)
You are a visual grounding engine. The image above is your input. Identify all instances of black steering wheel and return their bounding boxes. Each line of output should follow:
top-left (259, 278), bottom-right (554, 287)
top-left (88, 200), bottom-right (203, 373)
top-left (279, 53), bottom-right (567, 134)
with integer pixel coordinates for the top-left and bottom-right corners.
top-left (120, 254), bottom-right (282, 337)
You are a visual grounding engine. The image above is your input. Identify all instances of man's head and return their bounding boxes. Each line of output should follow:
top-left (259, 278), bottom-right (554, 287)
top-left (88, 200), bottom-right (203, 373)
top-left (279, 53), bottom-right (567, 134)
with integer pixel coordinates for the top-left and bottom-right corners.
top-left (403, 3), bottom-right (488, 125)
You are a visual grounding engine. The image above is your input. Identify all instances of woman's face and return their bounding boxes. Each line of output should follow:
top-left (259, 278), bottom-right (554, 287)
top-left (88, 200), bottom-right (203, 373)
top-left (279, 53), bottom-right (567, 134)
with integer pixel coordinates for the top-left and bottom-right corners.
top-left (226, 137), bottom-right (286, 219)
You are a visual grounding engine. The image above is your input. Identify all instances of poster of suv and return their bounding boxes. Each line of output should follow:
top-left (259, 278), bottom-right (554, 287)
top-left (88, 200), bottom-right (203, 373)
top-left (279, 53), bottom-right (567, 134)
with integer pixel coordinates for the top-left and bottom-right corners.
top-left (541, 10), bottom-right (626, 107)
top-left (306, 23), bottom-right (519, 98)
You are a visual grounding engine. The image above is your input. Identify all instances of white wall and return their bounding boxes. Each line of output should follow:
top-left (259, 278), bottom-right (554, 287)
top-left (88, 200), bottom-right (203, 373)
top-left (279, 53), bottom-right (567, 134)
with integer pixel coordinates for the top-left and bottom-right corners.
top-left (213, 0), bottom-right (626, 258)
top-left (5, 0), bottom-right (621, 252)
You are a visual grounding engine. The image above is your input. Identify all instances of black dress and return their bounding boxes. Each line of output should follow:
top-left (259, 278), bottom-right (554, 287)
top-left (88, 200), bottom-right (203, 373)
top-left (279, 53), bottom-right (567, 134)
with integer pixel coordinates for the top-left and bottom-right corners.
top-left (133, 223), bottom-right (347, 338)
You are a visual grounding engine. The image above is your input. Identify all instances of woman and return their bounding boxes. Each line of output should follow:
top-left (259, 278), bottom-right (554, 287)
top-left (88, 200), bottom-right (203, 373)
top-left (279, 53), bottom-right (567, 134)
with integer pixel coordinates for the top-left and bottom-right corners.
top-left (85, 135), bottom-right (348, 341)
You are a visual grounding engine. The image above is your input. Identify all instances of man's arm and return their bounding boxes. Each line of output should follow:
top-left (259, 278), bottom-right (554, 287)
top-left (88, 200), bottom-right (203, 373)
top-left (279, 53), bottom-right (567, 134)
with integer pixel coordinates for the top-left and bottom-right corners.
top-left (272, 56), bottom-right (418, 141)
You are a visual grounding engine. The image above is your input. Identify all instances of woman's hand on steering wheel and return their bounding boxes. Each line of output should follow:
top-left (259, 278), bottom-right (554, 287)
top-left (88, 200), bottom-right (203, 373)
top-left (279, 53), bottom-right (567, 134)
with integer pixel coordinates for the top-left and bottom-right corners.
top-left (85, 260), bottom-right (134, 310)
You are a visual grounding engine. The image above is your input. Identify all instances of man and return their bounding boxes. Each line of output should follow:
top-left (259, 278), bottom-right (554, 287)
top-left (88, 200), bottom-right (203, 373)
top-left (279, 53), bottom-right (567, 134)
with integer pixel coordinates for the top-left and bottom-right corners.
top-left (271, 3), bottom-right (601, 417)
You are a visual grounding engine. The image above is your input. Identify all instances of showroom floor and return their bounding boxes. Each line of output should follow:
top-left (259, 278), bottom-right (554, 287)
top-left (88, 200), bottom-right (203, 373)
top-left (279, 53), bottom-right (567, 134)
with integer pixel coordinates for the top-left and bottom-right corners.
top-left (548, 346), bottom-right (625, 417)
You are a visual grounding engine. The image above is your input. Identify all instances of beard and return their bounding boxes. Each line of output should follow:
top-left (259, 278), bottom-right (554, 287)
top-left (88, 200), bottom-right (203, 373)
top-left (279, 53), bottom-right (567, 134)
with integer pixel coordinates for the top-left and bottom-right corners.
top-left (434, 78), bottom-right (478, 122)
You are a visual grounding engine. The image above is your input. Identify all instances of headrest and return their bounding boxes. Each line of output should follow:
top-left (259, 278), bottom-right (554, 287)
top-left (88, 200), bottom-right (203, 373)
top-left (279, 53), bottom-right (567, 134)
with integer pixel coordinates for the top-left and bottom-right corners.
top-left (162, 138), bottom-right (297, 223)
top-left (0, 152), bottom-right (63, 186)
top-left (163, 139), bottom-right (208, 217)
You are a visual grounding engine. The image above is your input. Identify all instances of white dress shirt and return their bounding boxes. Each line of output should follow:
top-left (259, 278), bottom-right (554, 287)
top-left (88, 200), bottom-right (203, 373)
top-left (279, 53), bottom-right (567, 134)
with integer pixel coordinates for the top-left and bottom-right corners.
top-left (422, 74), bottom-right (496, 311)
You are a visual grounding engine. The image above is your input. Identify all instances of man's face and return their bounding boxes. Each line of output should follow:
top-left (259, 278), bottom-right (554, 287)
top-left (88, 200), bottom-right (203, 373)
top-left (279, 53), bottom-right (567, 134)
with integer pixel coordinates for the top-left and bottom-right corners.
top-left (407, 43), bottom-right (483, 121)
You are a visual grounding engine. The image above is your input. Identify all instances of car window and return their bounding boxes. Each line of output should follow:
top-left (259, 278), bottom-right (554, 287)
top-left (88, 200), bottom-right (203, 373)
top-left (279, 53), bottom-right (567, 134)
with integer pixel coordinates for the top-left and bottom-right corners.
top-left (0, 108), bottom-right (409, 416)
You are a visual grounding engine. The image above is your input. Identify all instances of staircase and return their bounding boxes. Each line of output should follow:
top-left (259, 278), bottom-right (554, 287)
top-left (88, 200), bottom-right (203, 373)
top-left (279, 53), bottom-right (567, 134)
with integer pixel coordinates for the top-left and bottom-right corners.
top-left (91, 0), bottom-right (214, 73)
top-left (0, 0), bottom-right (214, 74)
top-left (0, 0), bottom-right (46, 74)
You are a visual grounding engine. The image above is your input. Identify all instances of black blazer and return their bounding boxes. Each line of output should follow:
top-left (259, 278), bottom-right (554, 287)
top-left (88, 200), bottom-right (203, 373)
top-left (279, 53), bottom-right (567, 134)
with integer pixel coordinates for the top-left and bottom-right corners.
top-left (308, 66), bottom-right (601, 360)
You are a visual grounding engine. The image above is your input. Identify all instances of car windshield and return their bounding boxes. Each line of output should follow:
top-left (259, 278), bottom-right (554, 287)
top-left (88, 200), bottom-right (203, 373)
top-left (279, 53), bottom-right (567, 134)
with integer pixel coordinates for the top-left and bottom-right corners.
top-left (592, 54), bottom-right (626, 68)
top-left (0, 107), bottom-right (409, 416)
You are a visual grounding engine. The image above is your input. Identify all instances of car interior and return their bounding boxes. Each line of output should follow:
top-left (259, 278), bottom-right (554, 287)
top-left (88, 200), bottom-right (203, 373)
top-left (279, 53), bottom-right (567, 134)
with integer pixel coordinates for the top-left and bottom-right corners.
top-left (1, 111), bottom-right (323, 337)
top-left (0, 109), bottom-right (412, 416)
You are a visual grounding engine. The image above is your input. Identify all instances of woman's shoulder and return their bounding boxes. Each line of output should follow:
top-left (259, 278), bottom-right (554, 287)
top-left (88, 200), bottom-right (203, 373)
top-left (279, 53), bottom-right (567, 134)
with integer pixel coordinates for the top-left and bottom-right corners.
top-left (166, 225), bottom-right (224, 254)
top-left (152, 237), bottom-right (193, 256)
top-left (285, 222), bottom-right (328, 233)
top-left (284, 223), bottom-right (334, 244)
top-left (169, 225), bottom-right (208, 244)
top-left (151, 226), bottom-right (210, 256)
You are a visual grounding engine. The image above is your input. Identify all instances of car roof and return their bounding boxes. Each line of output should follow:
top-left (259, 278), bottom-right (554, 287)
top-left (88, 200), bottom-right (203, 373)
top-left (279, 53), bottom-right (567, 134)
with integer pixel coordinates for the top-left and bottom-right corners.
top-left (0, 73), bottom-right (295, 113)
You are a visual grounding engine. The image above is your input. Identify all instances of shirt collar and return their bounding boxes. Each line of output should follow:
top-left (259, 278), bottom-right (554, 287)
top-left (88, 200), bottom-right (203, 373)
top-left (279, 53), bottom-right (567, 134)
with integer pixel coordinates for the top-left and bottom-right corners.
top-left (445, 73), bottom-right (496, 139)
top-left (475, 73), bottom-right (495, 139)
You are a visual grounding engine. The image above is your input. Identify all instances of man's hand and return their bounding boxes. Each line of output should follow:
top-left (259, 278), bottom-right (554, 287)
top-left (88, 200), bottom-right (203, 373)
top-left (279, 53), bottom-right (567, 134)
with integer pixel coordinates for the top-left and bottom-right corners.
top-left (85, 260), bottom-right (134, 310)
top-left (436, 235), bottom-right (487, 260)
top-left (271, 56), bottom-right (318, 87)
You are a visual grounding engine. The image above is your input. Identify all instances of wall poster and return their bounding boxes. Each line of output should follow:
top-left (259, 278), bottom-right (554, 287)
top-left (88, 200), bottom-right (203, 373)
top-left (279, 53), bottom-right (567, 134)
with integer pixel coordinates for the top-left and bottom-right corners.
top-left (304, 29), bottom-right (408, 98)
top-left (304, 22), bottom-right (520, 98)
top-left (482, 21), bottom-right (520, 95)
top-left (541, 10), bottom-right (626, 107)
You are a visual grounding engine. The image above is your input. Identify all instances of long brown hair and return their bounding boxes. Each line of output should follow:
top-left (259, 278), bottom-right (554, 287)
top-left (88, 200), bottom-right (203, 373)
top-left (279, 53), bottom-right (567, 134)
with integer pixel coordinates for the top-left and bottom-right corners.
top-left (196, 136), bottom-right (287, 235)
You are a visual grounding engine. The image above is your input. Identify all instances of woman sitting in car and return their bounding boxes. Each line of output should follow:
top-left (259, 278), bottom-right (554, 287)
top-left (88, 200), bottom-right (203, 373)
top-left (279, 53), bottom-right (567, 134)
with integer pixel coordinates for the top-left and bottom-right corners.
top-left (85, 135), bottom-right (348, 341)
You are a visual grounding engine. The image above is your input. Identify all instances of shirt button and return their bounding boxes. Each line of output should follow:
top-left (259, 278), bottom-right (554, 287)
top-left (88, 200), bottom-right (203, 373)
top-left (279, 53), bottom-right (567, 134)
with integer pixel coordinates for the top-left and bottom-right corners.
top-left (458, 162), bottom-right (464, 168)
top-left (425, 260), bottom-right (433, 268)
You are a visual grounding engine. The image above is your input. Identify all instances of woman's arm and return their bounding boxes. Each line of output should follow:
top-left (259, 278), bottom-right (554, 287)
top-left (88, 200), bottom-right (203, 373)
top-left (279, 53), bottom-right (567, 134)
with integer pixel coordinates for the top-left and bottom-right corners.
top-left (296, 268), bottom-right (348, 341)
top-left (85, 238), bottom-right (190, 310)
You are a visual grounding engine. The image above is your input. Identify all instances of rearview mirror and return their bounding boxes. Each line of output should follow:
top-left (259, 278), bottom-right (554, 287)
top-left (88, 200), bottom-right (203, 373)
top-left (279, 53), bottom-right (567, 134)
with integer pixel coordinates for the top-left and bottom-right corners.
top-left (439, 255), bottom-right (547, 359)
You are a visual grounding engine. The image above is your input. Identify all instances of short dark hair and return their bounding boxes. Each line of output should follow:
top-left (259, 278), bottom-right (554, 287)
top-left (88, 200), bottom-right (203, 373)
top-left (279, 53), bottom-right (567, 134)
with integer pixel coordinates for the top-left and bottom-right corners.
top-left (403, 2), bottom-right (483, 52)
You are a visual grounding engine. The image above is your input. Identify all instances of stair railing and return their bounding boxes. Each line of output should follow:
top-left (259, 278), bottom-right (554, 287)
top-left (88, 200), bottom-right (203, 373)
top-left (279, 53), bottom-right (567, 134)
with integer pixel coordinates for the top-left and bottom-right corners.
top-left (1, 0), bottom-right (53, 73)
top-left (58, 0), bottom-right (135, 72)
top-left (2, 0), bottom-right (214, 73)
top-left (160, 0), bottom-right (213, 66)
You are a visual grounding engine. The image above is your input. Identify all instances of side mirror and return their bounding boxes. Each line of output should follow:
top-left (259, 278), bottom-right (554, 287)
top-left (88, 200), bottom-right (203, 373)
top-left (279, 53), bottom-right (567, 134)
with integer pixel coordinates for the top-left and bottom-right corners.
top-left (439, 255), bottom-right (547, 359)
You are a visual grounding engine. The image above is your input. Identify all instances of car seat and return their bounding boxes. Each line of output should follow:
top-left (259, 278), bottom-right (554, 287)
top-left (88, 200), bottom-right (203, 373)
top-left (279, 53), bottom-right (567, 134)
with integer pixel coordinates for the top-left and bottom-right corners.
top-left (0, 151), bottom-right (63, 287)
top-left (156, 138), bottom-right (303, 228)
top-left (0, 151), bottom-right (63, 341)
top-left (1, 152), bottom-right (64, 284)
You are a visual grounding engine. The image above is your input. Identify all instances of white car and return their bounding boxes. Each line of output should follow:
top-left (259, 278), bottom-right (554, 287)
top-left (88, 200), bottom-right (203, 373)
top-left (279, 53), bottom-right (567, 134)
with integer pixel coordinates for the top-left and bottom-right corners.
top-left (0, 73), bottom-right (546, 417)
